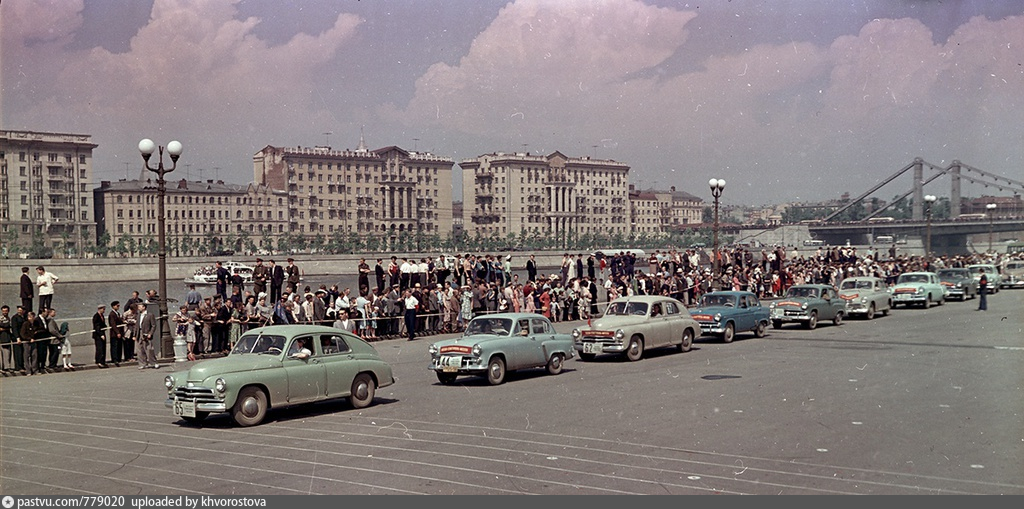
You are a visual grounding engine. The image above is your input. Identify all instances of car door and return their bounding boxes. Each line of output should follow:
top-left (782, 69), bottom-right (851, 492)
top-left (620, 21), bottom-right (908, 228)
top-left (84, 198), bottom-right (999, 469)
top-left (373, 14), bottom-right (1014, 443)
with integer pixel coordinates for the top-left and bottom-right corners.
top-left (320, 333), bottom-right (360, 398)
top-left (661, 300), bottom-right (685, 346)
top-left (824, 288), bottom-right (843, 318)
top-left (522, 318), bottom-right (553, 368)
top-left (734, 295), bottom-right (753, 332)
top-left (283, 334), bottom-right (327, 404)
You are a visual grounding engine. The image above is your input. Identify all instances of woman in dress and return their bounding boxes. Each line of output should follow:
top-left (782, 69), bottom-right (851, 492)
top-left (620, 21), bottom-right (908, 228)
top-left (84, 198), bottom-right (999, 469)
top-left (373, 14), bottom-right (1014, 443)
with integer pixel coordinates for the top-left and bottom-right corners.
top-left (122, 303), bottom-right (138, 362)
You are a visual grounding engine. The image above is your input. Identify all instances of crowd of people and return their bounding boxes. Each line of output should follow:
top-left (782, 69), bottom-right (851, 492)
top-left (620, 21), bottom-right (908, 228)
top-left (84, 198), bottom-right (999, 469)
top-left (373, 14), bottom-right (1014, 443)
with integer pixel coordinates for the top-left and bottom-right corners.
top-left (2, 246), bottom-right (1019, 374)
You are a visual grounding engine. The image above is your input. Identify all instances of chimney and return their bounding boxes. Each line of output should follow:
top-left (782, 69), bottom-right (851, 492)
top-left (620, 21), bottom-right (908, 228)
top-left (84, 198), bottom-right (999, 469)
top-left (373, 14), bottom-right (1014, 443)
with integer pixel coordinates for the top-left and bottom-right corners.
top-left (178, 179), bottom-right (188, 189)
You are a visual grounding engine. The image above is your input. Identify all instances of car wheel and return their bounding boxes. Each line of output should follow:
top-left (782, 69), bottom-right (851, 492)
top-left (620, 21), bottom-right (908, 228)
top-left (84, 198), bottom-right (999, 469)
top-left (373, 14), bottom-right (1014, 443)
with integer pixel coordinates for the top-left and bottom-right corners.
top-left (436, 372), bottom-right (457, 385)
top-left (678, 328), bottom-right (694, 352)
top-left (753, 321), bottom-right (766, 338)
top-left (486, 356), bottom-right (506, 385)
top-left (833, 311), bottom-right (843, 326)
top-left (924, 295), bottom-right (932, 309)
top-left (806, 311), bottom-right (818, 330)
top-left (578, 352), bottom-right (596, 362)
top-left (937, 295), bottom-right (945, 306)
top-left (546, 353), bottom-right (564, 375)
top-left (883, 302), bottom-right (891, 315)
top-left (232, 386), bottom-right (268, 427)
top-left (349, 373), bottom-right (376, 409)
top-left (625, 335), bottom-right (644, 362)
top-left (721, 323), bottom-right (735, 343)
top-left (183, 411), bottom-right (209, 425)
top-left (772, 320), bottom-right (783, 329)
top-left (866, 303), bottom-right (875, 320)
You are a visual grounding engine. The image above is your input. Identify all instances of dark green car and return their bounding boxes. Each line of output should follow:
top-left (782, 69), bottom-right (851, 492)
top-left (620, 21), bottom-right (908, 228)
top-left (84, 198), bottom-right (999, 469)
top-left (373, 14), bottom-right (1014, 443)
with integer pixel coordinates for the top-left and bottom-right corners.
top-left (769, 284), bottom-right (846, 330)
top-left (164, 325), bottom-right (395, 426)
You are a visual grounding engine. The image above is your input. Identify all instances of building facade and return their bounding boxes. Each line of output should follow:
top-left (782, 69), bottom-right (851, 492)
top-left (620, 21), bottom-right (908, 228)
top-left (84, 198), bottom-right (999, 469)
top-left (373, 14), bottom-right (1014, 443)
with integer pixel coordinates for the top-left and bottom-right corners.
top-left (0, 130), bottom-right (97, 256)
top-left (460, 151), bottom-right (630, 240)
top-left (628, 185), bottom-right (704, 236)
top-left (94, 177), bottom-right (288, 256)
top-left (253, 139), bottom-right (454, 244)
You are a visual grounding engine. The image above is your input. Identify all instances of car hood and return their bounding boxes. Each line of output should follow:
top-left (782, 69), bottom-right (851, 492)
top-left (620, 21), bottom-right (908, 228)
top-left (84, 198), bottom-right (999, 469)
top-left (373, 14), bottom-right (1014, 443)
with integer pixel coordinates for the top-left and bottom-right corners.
top-left (585, 315), bottom-right (647, 330)
top-left (690, 306), bottom-right (734, 319)
top-left (772, 297), bottom-right (816, 307)
top-left (432, 334), bottom-right (509, 351)
top-left (182, 354), bottom-right (281, 381)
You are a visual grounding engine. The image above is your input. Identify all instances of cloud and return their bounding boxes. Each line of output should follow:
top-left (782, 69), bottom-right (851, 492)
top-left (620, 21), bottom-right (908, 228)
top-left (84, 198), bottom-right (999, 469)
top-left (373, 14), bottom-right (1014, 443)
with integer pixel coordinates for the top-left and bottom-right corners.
top-left (4, 0), bottom-right (361, 175)
top-left (396, 1), bottom-right (1024, 201)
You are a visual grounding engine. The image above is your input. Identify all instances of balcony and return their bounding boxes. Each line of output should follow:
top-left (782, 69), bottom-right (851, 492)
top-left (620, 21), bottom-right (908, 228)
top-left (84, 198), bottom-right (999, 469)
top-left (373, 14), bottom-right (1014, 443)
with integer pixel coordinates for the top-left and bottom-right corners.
top-left (380, 173), bottom-right (415, 185)
top-left (470, 211), bottom-right (501, 225)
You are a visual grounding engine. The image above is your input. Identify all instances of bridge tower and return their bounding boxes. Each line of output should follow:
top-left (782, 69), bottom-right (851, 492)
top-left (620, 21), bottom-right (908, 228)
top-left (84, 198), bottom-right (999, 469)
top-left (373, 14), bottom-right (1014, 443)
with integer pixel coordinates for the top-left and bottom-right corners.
top-left (950, 160), bottom-right (962, 218)
top-left (911, 159), bottom-right (924, 220)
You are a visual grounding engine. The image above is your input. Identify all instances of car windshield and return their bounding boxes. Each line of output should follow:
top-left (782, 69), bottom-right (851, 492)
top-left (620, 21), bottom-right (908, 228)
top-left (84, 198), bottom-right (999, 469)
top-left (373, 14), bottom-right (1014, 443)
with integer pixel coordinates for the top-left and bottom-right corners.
top-left (605, 301), bottom-right (649, 316)
top-left (232, 333), bottom-right (286, 354)
top-left (786, 287), bottom-right (819, 299)
top-left (1006, 262), bottom-right (1024, 270)
top-left (898, 274), bottom-right (929, 284)
top-left (937, 269), bottom-right (968, 278)
top-left (967, 265), bottom-right (992, 274)
top-left (465, 318), bottom-right (513, 336)
top-left (840, 280), bottom-right (874, 290)
top-left (700, 295), bottom-right (736, 307)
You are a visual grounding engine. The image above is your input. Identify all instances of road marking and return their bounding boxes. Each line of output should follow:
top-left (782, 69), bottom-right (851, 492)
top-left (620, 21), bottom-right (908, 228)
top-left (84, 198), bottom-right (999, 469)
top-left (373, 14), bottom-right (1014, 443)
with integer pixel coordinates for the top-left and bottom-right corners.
top-left (993, 346), bottom-right (1024, 351)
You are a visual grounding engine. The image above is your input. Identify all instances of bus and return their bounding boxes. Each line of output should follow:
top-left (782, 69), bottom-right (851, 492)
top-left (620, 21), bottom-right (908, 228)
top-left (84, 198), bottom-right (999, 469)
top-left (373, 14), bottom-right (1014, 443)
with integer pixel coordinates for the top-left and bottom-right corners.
top-left (875, 235), bottom-right (895, 244)
top-left (957, 213), bottom-right (987, 220)
top-left (802, 239), bottom-right (824, 246)
top-left (867, 216), bottom-right (895, 223)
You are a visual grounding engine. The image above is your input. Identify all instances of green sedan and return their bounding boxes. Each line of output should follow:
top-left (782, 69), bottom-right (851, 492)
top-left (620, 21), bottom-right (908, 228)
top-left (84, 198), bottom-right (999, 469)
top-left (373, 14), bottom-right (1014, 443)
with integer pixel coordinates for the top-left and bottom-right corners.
top-left (164, 325), bottom-right (395, 426)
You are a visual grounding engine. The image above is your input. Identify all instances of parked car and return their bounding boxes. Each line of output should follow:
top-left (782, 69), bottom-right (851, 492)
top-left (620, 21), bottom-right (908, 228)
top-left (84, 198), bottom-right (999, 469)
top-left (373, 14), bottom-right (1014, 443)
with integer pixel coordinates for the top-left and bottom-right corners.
top-left (164, 325), bottom-right (395, 426)
top-left (769, 284), bottom-right (845, 329)
top-left (428, 313), bottom-right (574, 385)
top-left (936, 268), bottom-right (978, 300)
top-left (690, 291), bottom-right (770, 342)
top-left (967, 264), bottom-right (1002, 293)
top-left (838, 277), bottom-right (892, 319)
top-left (891, 272), bottom-right (947, 308)
top-left (1001, 260), bottom-right (1024, 289)
top-left (572, 295), bottom-right (699, 361)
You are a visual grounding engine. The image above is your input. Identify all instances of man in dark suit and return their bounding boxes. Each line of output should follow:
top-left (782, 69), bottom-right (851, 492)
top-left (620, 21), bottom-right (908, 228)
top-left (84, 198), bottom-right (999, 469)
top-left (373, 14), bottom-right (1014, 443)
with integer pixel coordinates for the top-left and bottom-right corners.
top-left (20, 267), bottom-right (34, 313)
top-left (269, 259), bottom-right (285, 303)
top-left (108, 301), bottom-right (126, 364)
top-left (375, 258), bottom-right (386, 294)
top-left (136, 302), bottom-right (159, 369)
top-left (286, 258), bottom-right (301, 293)
top-left (215, 261), bottom-right (230, 301)
top-left (252, 258), bottom-right (269, 297)
top-left (92, 304), bottom-right (108, 367)
top-left (526, 255), bottom-right (537, 282)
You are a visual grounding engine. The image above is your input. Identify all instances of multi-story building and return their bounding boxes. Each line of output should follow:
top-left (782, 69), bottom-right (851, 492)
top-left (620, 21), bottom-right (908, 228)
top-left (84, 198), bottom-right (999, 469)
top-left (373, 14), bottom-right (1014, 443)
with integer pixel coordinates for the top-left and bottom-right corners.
top-left (253, 138), bottom-right (454, 244)
top-left (0, 130), bottom-right (97, 255)
top-left (628, 185), bottom-right (704, 236)
top-left (460, 151), bottom-right (630, 239)
top-left (94, 176), bottom-right (288, 255)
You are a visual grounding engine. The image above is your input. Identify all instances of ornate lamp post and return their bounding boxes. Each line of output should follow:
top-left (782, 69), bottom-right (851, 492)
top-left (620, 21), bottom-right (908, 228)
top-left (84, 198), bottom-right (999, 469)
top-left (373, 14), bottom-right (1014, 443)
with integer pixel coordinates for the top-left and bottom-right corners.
top-left (924, 194), bottom-right (936, 262)
top-left (986, 203), bottom-right (997, 253)
top-left (139, 138), bottom-right (182, 358)
top-left (709, 178), bottom-right (725, 290)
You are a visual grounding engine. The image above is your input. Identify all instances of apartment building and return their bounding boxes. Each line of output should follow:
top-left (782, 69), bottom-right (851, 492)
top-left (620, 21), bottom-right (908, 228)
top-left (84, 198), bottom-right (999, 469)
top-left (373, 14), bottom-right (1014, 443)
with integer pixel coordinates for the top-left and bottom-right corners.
top-left (94, 177), bottom-right (288, 255)
top-left (253, 138), bottom-right (454, 243)
top-left (460, 151), bottom-right (630, 239)
top-left (628, 185), bottom-right (704, 235)
top-left (0, 130), bottom-right (97, 255)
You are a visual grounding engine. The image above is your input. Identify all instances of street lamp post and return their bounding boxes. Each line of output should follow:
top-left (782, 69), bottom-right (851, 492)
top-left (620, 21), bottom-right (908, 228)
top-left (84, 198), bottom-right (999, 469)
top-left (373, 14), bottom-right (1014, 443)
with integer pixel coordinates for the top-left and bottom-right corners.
top-left (924, 194), bottom-right (936, 262)
top-left (986, 203), bottom-right (997, 253)
top-left (139, 138), bottom-right (182, 358)
top-left (709, 178), bottom-right (726, 290)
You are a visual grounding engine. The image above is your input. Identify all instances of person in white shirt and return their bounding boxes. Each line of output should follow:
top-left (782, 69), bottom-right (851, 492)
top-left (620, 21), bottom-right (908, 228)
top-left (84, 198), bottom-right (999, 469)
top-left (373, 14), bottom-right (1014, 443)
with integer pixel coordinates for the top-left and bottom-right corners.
top-left (400, 258), bottom-right (413, 290)
top-left (36, 266), bottom-right (59, 315)
top-left (403, 289), bottom-right (419, 341)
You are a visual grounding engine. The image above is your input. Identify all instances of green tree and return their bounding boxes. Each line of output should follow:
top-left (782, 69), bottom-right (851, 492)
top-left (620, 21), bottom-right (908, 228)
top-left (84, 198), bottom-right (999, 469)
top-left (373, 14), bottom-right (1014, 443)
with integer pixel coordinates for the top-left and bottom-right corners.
top-left (94, 231), bottom-right (111, 258)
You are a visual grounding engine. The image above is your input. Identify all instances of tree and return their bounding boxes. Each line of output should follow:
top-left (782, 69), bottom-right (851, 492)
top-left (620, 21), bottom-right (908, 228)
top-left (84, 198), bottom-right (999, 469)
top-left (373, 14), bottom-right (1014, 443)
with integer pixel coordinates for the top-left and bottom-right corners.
top-left (94, 231), bottom-right (111, 258)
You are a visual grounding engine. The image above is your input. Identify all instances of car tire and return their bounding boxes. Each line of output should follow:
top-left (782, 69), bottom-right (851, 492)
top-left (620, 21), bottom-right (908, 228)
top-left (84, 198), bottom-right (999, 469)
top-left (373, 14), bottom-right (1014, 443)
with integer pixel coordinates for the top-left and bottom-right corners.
top-left (753, 321), bottom-right (766, 338)
top-left (721, 323), bottom-right (735, 343)
top-left (625, 335), bottom-right (644, 362)
top-left (578, 352), bottom-right (596, 362)
top-left (183, 411), bottom-right (209, 425)
top-left (866, 303), bottom-right (875, 320)
top-left (349, 373), bottom-right (376, 409)
top-left (232, 386), bottom-right (268, 427)
top-left (805, 311), bottom-right (818, 330)
top-left (833, 311), bottom-right (843, 326)
top-left (546, 354), bottom-right (564, 375)
top-left (486, 356), bottom-right (506, 385)
top-left (436, 372), bottom-right (457, 385)
top-left (772, 320), bottom-right (783, 329)
top-left (678, 328), bottom-right (694, 352)
top-left (924, 295), bottom-right (932, 309)
top-left (883, 302), bottom-right (891, 315)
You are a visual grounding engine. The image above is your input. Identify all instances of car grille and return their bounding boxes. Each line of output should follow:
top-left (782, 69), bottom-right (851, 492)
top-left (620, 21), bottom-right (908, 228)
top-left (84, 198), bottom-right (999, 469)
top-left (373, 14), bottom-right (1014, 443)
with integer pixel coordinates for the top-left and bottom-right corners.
top-left (171, 386), bottom-right (221, 404)
top-left (784, 310), bottom-right (803, 316)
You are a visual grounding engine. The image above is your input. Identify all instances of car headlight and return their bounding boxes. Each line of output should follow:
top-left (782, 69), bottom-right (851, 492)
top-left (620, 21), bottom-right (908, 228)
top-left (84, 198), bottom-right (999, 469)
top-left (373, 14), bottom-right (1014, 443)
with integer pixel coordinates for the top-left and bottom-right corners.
top-left (801, 303), bottom-right (808, 310)
top-left (164, 375), bottom-right (175, 390)
top-left (614, 329), bottom-right (625, 340)
top-left (860, 297), bottom-right (867, 304)
top-left (916, 286), bottom-right (925, 294)
top-left (472, 344), bottom-right (482, 357)
top-left (955, 283), bottom-right (962, 288)
top-left (428, 344), bottom-right (438, 355)
top-left (713, 313), bottom-right (722, 322)
top-left (769, 302), bottom-right (776, 309)
top-left (571, 328), bottom-right (581, 340)
top-left (215, 378), bottom-right (227, 393)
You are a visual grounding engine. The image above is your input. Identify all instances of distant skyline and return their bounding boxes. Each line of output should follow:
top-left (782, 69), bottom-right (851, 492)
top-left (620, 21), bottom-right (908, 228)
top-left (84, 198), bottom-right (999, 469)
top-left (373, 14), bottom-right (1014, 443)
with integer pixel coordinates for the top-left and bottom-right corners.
top-left (3, 0), bottom-right (1023, 205)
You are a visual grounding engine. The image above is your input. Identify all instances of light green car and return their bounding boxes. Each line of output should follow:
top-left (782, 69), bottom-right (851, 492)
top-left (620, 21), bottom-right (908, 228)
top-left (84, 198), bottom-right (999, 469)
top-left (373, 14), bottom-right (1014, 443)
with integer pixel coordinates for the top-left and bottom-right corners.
top-left (891, 272), bottom-right (947, 308)
top-left (164, 325), bottom-right (395, 426)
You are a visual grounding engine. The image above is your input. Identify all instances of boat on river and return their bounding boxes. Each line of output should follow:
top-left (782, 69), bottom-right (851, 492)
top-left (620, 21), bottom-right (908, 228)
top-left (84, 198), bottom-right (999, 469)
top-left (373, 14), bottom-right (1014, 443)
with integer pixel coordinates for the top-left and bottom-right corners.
top-left (183, 261), bottom-right (254, 285)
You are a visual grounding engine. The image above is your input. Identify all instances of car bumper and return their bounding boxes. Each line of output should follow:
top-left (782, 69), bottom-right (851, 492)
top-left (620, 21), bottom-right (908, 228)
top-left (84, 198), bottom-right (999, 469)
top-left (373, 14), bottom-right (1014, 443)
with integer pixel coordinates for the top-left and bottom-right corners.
top-left (1000, 279), bottom-right (1024, 288)
top-left (165, 398), bottom-right (228, 413)
top-left (844, 303), bottom-right (872, 315)
top-left (574, 340), bottom-right (627, 354)
top-left (697, 322), bottom-right (726, 335)
top-left (945, 288), bottom-right (966, 297)
top-left (429, 355), bottom-right (487, 374)
top-left (771, 310), bottom-right (810, 322)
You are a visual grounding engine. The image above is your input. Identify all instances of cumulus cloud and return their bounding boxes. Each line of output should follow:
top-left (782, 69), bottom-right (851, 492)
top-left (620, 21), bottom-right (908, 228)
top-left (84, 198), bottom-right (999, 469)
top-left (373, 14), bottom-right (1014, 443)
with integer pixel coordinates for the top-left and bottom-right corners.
top-left (396, 0), bottom-right (1024, 201)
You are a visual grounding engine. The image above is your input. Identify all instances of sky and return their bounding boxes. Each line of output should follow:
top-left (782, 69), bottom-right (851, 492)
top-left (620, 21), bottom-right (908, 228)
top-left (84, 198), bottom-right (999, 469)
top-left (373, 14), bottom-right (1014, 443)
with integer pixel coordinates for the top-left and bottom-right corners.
top-left (3, 0), bottom-right (1023, 206)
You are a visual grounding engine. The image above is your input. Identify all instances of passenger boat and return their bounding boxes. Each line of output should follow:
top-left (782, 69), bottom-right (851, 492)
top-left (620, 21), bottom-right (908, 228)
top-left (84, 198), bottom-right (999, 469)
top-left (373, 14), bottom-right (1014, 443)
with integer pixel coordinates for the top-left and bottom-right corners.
top-left (183, 261), bottom-right (254, 285)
